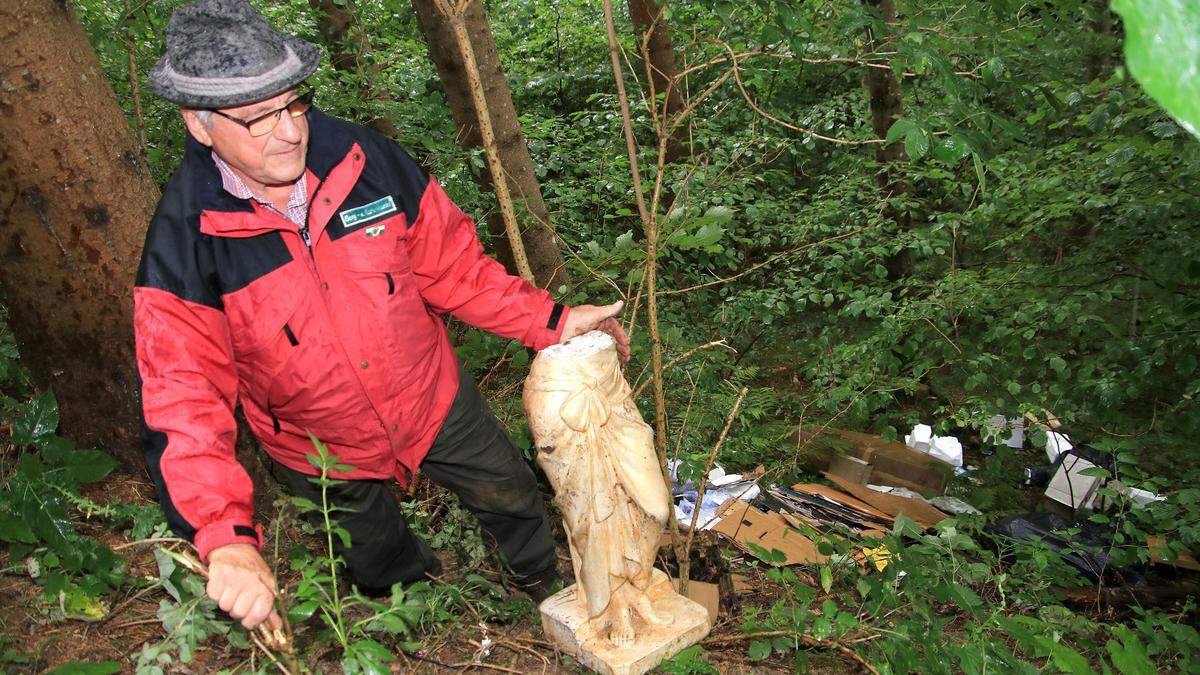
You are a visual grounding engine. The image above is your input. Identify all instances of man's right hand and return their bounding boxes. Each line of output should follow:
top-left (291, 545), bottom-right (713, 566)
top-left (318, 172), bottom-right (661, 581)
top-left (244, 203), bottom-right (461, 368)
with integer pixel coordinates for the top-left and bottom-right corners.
top-left (206, 543), bottom-right (281, 631)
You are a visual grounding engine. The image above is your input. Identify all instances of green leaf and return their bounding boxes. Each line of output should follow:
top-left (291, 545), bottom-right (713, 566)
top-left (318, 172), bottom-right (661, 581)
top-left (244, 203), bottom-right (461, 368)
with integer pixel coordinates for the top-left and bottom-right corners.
top-left (1034, 637), bottom-right (1094, 675)
top-left (931, 135), bottom-right (971, 164)
top-left (886, 118), bottom-right (914, 145)
top-left (1050, 356), bottom-right (1068, 373)
top-left (1112, 0), bottom-right (1200, 138)
top-left (0, 513), bottom-right (37, 544)
top-left (748, 638), bottom-right (772, 661)
top-left (62, 449), bottom-right (119, 484)
top-left (820, 566), bottom-right (833, 593)
top-left (12, 389), bottom-right (59, 446)
top-left (287, 599), bottom-right (321, 622)
top-left (1106, 627), bottom-right (1156, 675)
top-left (904, 126), bottom-right (930, 160)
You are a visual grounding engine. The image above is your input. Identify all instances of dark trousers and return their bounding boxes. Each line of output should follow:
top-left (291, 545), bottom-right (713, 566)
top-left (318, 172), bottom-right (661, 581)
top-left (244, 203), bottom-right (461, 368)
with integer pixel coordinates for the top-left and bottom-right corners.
top-left (274, 366), bottom-right (556, 595)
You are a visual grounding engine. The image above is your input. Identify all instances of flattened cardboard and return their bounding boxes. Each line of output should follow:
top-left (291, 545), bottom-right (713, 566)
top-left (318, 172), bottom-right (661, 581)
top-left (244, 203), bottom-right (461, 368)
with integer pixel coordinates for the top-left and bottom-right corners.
top-left (712, 500), bottom-right (825, 565)
top-left (790, 483), bottom-right (893, 523)
top-left (1147, 536), bottom-right (1200, 572)
top-left (673, 579), bottom-right (719, 623)
top-left (825, 474), bottom-right (949, 529)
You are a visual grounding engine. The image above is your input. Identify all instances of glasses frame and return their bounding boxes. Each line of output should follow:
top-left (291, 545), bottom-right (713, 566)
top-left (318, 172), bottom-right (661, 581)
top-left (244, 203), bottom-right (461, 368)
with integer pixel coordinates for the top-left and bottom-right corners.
top-left (209, 87), bottom-right (314, 137)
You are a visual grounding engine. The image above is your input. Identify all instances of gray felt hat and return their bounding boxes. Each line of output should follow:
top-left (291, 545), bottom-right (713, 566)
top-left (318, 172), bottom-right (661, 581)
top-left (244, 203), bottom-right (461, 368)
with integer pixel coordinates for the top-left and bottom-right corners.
top-left (149, 0), bottom-right (320, 109)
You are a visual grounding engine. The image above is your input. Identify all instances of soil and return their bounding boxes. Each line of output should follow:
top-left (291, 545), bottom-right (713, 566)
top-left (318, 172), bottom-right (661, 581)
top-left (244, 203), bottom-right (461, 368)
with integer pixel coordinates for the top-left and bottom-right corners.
top-left (0, 463), bottom-right (865, 674)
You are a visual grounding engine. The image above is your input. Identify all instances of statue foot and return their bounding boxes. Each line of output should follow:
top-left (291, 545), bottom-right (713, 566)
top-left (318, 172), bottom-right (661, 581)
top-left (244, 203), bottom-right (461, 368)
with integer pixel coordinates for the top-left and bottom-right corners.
top-left (634, 593), bottom-right (672, 626)
top-left (608, 608), bottom-right (636, 646)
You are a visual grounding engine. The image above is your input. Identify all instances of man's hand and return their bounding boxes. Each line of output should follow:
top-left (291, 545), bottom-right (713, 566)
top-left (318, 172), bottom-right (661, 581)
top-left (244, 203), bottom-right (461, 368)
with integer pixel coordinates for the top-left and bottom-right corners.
top-left (559, 300), bottom-right (631, 363)
top-left (206, 543), bottom-right (281, 631)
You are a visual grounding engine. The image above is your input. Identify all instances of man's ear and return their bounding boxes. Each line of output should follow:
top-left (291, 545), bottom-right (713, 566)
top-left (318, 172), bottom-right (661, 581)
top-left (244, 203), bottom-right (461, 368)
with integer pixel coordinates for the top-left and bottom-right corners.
top-left (181, 110), bottom-right (214, 147)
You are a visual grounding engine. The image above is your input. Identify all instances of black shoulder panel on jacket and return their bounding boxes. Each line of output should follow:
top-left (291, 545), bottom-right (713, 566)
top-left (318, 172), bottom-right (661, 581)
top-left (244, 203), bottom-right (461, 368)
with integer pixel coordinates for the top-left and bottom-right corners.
top-left (136, 135), bottom-right (292, 306)
top-left (307, 110), bottom-right (431, 240)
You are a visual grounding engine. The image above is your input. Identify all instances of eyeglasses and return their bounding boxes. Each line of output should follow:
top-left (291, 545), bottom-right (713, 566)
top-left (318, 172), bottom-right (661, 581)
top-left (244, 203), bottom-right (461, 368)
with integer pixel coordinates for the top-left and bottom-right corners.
top-left (210, 87), bottom-right (314, 137)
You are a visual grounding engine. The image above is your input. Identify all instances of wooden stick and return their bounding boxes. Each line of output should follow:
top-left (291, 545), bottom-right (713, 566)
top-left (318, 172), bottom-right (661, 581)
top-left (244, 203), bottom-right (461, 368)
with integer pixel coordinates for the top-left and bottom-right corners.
top-left (163, 548), bottom-right (301, 674)
top-left (680, 387), bottom-right (747, 593)
top-left (704, 630), bottom-right (880, 674)
top-left (430, 0), bottom-right (535, 283)
top-left (602, 0), bottom-right (684, 572)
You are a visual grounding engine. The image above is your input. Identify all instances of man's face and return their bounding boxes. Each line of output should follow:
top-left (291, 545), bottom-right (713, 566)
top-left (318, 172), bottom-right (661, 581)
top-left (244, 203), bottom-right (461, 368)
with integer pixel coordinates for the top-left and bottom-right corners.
top-left (183, 88), bottom-right (308, 192)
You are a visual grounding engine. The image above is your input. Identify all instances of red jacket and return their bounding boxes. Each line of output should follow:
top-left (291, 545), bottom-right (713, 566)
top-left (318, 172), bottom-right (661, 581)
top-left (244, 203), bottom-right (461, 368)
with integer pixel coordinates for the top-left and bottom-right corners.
top-left (135, 110), bottom-right (569, 561)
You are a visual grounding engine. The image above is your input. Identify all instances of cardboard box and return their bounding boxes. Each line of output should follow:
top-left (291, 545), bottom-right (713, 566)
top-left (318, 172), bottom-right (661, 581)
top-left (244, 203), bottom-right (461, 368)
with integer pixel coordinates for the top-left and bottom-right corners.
top-left (797, 426), bottom-right (951, 495)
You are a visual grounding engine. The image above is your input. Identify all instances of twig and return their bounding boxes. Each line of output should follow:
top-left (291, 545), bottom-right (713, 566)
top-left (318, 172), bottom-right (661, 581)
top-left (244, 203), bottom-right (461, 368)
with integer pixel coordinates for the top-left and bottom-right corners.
top-left (658, 229), bottom-right (863, 296)
top-left (680, 387), bottom-right (747, 593)
top-left (704, 630), bottom-right (881, 674)
top-left (113, 536), bottom-right (188, 550)
top-left (447, 662), bottom-right (523, 674)
top-left (162, 548), bottom-right (301, 674)
top-left (720, 42), bottom-right (882, 145)
top-left (603, 0), bottom-right (684, 571)
top-left (631, 340), bottom-right (732, 398)
top-left (921, 317), bottom-right (962, 354)
top-left (250, 632), bottom-right (292, 675)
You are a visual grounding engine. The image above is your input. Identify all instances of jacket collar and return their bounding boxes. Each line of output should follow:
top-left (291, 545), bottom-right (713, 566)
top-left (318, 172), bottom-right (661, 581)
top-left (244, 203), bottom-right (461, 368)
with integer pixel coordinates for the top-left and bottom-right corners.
top-left (187, 107), bottom-right (357, 239)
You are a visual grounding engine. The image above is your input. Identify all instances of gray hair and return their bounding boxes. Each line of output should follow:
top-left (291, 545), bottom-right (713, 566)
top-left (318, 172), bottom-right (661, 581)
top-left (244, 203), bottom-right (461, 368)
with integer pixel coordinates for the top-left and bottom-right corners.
top-left (187, 109), bottom-right (214, 126)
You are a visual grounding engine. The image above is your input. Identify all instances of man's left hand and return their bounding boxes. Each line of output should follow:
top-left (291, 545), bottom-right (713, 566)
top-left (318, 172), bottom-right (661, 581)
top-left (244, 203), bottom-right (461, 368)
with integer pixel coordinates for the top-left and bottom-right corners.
top-left (559, 300), bottom-right (631, 363)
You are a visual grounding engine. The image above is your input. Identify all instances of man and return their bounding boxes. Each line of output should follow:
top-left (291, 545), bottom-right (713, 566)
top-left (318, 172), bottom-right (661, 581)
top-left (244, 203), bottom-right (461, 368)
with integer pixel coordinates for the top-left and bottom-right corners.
top-left (137, 0), bottom-right (629, 632)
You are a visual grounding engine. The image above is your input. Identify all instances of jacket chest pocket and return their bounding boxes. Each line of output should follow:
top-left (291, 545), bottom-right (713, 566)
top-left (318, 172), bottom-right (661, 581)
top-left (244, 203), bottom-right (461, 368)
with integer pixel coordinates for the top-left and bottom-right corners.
top-left (226, 265), bottom-right (309, 409)
top-left (335, 213), bottom-right (410, 272)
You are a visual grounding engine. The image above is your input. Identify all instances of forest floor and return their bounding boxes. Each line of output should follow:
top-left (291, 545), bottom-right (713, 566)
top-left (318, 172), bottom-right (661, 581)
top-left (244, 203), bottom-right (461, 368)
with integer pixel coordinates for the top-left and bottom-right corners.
top-left (0, 466), bottom-right (853, 674)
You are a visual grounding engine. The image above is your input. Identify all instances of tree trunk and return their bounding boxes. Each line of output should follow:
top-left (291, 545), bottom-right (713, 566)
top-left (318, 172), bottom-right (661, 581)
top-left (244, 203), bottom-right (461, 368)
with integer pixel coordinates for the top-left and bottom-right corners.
top-left (1084, 0), bottom-right (1113, 82)
top-left (863, 0), bottom-right (912, 280)
top-left (411, 0), bottom-right (570, 292)
top-left (307, 0), bottom-right (399, 138)
top-left (629, 0), bottom-right (688, 164)
top-left (0, 0), bottom-right (158, 459)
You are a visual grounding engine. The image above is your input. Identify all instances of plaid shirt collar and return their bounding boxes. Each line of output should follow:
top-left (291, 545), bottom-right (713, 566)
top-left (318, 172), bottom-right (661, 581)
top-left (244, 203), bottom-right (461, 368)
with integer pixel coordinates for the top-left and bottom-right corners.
top-left (212, 151), bottom-right (308, 227)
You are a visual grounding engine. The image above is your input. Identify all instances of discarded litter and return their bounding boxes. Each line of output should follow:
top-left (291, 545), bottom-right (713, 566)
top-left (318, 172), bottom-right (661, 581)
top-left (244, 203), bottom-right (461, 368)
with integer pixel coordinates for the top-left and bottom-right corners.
top-left (1043, 431), bottom-right (1074, 462)
top-left (983, 415), bottom-right (1024, 449)
top-left (798, 426), bottom-right (951, 495)
top-left (929, 495), bottom-right (982, 515)
top-left (670, 460), bottom-right (761, 531)
top-left (708, 473), bottom-right (951, 567)
top-left (868, 484), bottom-right (925, 501)
top-left (904, 423), bottom-right (964, 468)
top-left (986, 512), bottom-right (1136, 584)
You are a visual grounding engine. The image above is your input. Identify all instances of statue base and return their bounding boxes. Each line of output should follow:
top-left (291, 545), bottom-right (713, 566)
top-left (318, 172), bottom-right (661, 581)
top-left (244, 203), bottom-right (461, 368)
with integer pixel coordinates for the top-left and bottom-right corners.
top-left (539, 569), bottom-right (712, 675)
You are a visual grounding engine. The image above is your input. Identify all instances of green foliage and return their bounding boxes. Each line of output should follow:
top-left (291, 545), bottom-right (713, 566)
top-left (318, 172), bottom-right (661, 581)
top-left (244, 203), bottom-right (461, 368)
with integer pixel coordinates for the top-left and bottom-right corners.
top-left (33, 0), bottom-right (1200, 670)
top-left (1113, 0), bottom-right (1200, 138)
top-left (0, 383), bottom-right (127, 623)
top-left (135, 548), bottom-right (251, 674)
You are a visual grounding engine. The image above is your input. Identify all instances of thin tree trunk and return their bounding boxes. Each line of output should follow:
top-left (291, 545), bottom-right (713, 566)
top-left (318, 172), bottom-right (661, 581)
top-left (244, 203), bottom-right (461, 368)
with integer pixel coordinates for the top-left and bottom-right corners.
top-left (307, 0), bottom-right (398, 138)
top-left (411, 0), bottom-right (570, 291)
top-left (863, 0), bottom-right (912, 280)
top-left (629, 0), bottom-right (688, 163)
top-left (1085, 0), bottom-right (1113, 81)
top-left (123, 0), bottom-right (144, 151)
top-left (0, 0), bottom-right (158, 460)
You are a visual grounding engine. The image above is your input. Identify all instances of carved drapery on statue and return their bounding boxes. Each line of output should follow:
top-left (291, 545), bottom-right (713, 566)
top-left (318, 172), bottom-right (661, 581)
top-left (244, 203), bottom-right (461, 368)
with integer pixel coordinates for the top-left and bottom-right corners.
top-left (525, 332), bottom-right (710, 674)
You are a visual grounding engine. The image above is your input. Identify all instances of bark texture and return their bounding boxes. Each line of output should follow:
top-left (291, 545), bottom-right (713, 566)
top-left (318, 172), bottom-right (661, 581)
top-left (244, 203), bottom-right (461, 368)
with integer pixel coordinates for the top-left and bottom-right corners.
top-left (629, 0), bottom-right (688, 163)
top-left (411, 0), bottom-right (570, 291)
top-left (0, 0), bottom-right (158, 458)
top-left (863, 0), bottom-right (912, 280)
